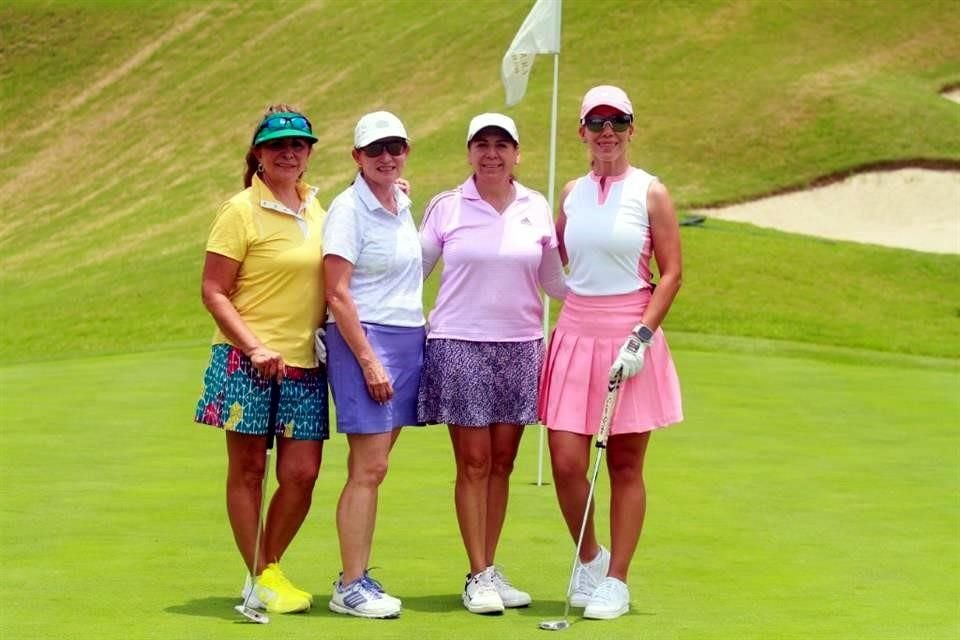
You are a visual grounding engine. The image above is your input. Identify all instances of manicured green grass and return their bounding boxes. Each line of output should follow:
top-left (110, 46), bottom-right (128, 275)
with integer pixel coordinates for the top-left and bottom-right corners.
top-left (1, 344), bottom-right (957, 639)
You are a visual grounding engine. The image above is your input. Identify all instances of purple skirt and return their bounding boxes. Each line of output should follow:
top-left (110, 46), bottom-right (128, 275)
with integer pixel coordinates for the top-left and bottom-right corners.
top-left (417, 339), bottom-right (543, 427)
top-left (326, 322), bottom-right (425, 434)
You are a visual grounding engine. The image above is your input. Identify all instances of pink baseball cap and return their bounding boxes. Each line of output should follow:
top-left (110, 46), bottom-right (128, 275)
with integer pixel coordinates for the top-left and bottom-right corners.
top-left (579, 85), bottom-right (634, 121)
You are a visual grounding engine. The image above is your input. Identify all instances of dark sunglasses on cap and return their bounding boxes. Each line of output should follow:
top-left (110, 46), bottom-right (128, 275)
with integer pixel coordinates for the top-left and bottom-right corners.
top-left (360, 138), bottom-right (408, 158)
top-left (582, 114), bottom-right (633, 133)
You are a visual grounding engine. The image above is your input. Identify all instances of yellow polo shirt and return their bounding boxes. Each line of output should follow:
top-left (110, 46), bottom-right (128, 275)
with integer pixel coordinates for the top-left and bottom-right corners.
top-left (206, 174), bottom-right (325, 368)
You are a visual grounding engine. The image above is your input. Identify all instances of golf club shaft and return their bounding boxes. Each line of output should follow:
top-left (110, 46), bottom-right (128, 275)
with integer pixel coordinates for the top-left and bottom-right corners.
top-left (238, 381), bottom-right (280, 610)
top-left (561, 444), bottom-right (607, 622)
top-left (559, 377), bottom-right (621, 620)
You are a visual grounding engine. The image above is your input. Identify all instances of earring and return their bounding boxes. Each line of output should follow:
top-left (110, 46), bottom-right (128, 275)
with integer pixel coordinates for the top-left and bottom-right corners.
top-left (257, 162), bottom-right (264, 173)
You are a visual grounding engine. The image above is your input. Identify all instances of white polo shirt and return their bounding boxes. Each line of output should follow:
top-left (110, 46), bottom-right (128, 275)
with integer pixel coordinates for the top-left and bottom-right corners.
top-left (323, 174), bottom-right (425, 327)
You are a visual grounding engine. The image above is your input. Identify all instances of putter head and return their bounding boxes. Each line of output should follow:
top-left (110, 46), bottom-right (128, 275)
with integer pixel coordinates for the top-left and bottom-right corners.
top-left (234, 604), bottom-right (269, 624)
top-left (539, 619), bottom-right (570, 631)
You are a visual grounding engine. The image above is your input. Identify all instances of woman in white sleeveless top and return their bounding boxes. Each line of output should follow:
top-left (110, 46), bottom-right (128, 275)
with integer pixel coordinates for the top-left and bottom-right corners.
top-left (538, 85), bottom-right (684, 620)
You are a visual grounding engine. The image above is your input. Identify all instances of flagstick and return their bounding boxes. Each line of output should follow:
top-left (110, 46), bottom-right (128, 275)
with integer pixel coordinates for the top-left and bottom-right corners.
top-left (499, 0), bottom-right (562, 486)
top-left (537, 49), bottom-right (561, 487)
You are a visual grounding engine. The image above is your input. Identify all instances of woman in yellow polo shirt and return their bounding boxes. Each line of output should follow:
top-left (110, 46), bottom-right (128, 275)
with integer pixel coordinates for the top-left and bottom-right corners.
top-left (194, 104), bottom-right (327, 615)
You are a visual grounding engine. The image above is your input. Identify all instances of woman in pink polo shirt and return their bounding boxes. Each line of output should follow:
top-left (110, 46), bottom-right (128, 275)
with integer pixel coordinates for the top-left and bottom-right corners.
top-left (538, 85), bottom-right (684, 620)
top-left (417, 113), bottom-right (567, 615)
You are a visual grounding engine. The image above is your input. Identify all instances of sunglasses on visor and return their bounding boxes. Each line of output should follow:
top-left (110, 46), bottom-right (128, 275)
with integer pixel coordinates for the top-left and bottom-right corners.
top-left (360, 139), bottom-right (408, 158)
top-left (582, 114), bottom-right (633, 133)
top-left (254, 114), bottom-right (313, 137)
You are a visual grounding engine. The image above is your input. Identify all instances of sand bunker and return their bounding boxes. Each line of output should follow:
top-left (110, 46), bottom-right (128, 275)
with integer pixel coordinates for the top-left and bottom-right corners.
top-left (695, 168), bottom-right (960, 254)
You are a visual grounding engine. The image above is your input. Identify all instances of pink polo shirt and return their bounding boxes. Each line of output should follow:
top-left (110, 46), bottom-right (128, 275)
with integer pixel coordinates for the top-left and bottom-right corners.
top-left (420, 176), bottom-right (560, 341)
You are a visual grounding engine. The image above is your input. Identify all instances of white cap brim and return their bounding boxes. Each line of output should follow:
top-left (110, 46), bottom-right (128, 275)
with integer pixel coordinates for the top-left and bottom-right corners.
top-left (466, 113), bottom-right (519, 144)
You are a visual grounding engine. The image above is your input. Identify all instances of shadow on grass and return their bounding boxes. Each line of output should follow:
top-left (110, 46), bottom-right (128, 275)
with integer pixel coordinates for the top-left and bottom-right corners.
top-left (395, 594), bottom-right (461, 613)
top-left (512, 600), bottom-right (657, 620)
top-left (163, 596), bottom-right (349, 621)
top-left (164, 597), bottom-right (363, 621)
top-left (166, 595), bottom-right (459, 619)
top-left (164, 596), bottom-right (252, 620)
top-left (402, 596), bottom-right (655, 620)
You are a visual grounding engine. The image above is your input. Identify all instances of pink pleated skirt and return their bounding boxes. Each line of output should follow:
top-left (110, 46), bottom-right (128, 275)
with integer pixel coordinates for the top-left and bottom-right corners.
top-left (538, 290), bottom-right (683, 436)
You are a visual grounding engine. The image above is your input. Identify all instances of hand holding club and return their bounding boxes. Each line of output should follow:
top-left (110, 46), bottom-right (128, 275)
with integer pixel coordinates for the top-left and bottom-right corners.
top-left (248, 345), bottom-right (286, 381)
top-left (609, 332), bottom-right (647, 381)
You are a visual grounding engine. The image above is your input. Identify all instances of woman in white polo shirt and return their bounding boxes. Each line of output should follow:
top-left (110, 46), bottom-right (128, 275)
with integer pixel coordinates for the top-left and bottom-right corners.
top-left (417, 113), bottom-right (567, 615)
top-left (538, 85), bottom-right (684, 621)
top-left (322, 111), bottom-right (424, 619)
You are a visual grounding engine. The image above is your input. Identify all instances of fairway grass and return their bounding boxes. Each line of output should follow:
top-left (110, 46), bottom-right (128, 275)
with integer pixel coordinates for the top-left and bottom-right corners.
top-left (1, 344), bottom-right (957, 639)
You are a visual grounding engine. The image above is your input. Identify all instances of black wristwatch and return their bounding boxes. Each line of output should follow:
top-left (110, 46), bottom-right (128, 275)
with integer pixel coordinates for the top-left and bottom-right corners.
top-left (633, 324), bottom-right (654, 344)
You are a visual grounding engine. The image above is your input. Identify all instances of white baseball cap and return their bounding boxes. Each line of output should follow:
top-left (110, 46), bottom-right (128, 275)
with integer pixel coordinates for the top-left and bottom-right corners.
top-left (466, 113), bottom-right (520, 144)
top-left (579, 85), bottom-right (634, 120)
top-left (354, 111), bottom-right (409, 148)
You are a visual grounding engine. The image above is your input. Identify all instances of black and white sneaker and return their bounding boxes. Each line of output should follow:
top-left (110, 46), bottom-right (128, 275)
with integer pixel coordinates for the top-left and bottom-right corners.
top-left (462, 568), bottom-right (504, 614)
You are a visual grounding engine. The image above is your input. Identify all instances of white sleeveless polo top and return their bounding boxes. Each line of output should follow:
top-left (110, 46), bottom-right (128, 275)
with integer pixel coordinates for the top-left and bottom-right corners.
top-left (563, 166), bottom-right (657, 296)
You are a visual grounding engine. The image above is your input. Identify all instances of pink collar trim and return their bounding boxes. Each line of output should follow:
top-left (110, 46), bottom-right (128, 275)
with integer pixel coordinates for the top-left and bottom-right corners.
top-left (589, 167), bottom-right (632, 205)
top-left (588, 167), bottom-right (631, 184)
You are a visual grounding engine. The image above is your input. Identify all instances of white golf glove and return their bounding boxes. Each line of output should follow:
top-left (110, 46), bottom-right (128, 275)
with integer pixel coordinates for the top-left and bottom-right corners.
top-left (314, 328), bottom-right (327, 366)
top-left (609, 331), bottom-right (649, 381)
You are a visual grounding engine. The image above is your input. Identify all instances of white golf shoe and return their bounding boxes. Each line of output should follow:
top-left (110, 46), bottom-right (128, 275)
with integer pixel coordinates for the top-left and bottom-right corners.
top-left (328, 574), bottom-right (401, 618)
top-left (462, 567), bottom-right (504, 614)
top-left (569, 545), bottom-right (610, 607)
top-left (488, 566), bottom-right (532, 607)
top-left (583, 576), bottom-right (630, 620)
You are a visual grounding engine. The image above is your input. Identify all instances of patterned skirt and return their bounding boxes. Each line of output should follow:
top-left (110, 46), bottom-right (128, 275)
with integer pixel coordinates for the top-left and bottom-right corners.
top-left (194, 344), bottom-right (329, 440)
top-left (417, 338), bottom-right (543, 427)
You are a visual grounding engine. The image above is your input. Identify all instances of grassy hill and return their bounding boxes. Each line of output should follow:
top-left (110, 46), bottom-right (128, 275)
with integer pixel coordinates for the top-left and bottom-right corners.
top-left (1, 0), bottom-right (959, 361)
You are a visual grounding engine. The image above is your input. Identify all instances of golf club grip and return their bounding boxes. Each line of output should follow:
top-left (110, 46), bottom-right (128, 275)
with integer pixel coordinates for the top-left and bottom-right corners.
top-left (595, 380), bottom-right (621, 449)
top-left (266, 381), bottom-right (280, 450)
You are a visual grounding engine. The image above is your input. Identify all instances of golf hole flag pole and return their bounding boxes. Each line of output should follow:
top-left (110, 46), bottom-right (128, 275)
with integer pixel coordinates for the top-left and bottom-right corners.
top-left (501, 0), bottom-right (562, 487)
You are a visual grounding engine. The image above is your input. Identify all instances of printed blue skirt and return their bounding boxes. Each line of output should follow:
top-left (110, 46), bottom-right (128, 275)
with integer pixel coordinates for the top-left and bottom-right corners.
top-left (194, 344), bottom-right (329, 440)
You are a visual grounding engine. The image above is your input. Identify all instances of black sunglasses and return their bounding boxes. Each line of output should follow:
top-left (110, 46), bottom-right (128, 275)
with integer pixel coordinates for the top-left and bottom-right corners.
top-left (582, 114), bottom-right (633, 133)
top-left (360, 139), bottom-right (408, 158)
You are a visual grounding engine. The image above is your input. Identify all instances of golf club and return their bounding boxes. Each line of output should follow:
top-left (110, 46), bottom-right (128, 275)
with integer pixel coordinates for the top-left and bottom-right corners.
top-left (539, 370), bottom-right (623, 631)
top-left (234, 381), bottom-right (281, 624)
